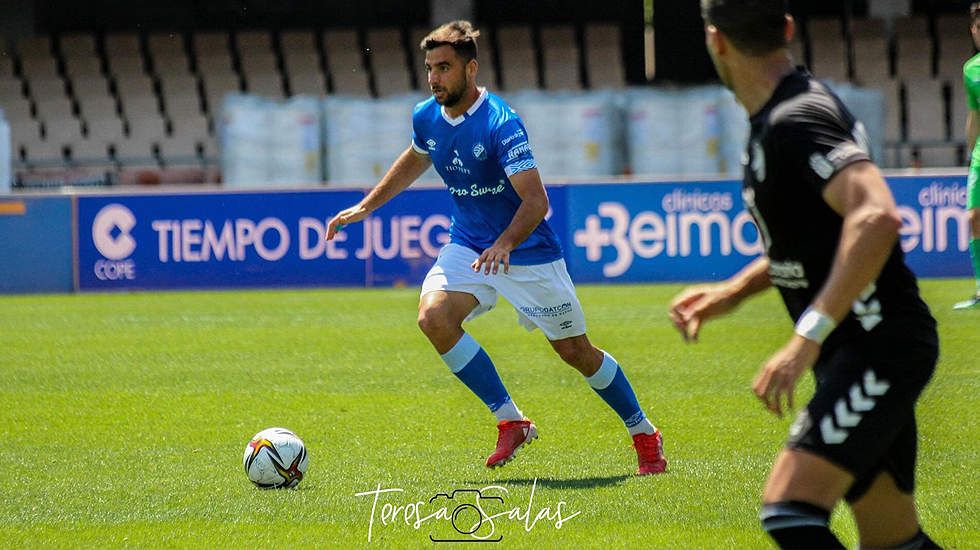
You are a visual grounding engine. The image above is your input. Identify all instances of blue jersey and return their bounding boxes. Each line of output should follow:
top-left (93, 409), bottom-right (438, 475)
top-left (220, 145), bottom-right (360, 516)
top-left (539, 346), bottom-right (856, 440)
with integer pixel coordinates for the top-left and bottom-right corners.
top-left (411, 88), bottom-right (563, 265)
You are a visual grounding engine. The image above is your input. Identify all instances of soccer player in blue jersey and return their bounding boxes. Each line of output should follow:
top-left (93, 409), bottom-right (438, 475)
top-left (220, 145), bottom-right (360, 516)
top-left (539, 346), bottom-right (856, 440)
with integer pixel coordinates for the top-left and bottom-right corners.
top-left (326, 20), bottom-right (666, 475)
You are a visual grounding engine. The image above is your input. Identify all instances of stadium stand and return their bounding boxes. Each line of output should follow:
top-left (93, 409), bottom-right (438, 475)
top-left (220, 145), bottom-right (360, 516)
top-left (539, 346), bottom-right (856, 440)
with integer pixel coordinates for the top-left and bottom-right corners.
top-left (0, 4), bottom-right (972, 187)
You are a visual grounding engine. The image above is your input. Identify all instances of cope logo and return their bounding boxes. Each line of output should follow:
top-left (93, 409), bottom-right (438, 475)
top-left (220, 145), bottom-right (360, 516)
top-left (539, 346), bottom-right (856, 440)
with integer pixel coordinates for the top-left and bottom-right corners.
top-left (91, 203), bottom-right (137, 281)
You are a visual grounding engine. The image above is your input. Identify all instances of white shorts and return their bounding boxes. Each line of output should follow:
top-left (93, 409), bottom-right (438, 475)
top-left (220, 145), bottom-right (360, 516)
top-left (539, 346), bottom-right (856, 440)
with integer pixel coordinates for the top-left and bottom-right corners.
top-left (420, 243), bottom-right (587, 340)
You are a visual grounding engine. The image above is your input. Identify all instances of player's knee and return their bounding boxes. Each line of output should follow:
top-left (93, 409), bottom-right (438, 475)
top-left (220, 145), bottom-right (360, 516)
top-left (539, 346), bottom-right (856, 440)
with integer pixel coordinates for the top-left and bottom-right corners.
top-left (760, 501), bottom-right (844, 549)
top-left (417, 307), bottom-right (451, 337)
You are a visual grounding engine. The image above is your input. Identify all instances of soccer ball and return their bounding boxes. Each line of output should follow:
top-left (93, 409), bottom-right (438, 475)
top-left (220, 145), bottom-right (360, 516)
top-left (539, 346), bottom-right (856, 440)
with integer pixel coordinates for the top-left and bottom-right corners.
top-left (242, 427), bottom-right (309, 489)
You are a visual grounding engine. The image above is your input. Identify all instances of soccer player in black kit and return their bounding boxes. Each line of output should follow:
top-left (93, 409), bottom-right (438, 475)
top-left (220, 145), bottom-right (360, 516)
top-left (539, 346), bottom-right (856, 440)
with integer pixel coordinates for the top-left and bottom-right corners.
top-left (669, 1), bottom-right (942, 548)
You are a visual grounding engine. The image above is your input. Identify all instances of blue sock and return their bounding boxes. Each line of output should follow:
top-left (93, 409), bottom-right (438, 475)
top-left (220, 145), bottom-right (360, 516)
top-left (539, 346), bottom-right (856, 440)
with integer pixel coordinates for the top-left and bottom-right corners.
top-left (586, 351), bottom-right (654, 435)
top-left (441, 333), bottom-right (514, 416)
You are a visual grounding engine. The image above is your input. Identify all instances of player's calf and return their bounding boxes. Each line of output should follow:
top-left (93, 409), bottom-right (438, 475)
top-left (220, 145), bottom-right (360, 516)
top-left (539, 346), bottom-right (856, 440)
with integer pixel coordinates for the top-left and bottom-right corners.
top-left (760, 501), bottom-right (844, 549)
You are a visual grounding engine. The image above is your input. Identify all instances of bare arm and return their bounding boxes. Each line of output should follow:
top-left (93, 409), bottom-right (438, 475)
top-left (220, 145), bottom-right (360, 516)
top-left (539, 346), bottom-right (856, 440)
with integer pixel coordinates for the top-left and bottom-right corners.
top-left (668, 255), bottom-right (772, 342)
top-left (326, 147), bottom-right (432, 240)
top-left (751, 160), bottom-right (901, 417)
top-left (810, 160), bottom-right (902, 322)
top-left (471, 168), bottom-right (550, 274)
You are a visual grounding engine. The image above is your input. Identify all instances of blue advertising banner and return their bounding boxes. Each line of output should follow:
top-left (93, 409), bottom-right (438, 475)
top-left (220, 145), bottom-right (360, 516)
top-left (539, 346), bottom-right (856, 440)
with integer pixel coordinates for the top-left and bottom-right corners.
top-left (889, 175), bottom-right (971, 277)
top-left (0, 196), bottom-right (72, 293)
top-left (562, 181), bottom-right (762, 282)
top-left (69, 173), bottom-right (971, 292)
top-left (77, 190), bottom-right (367, 290)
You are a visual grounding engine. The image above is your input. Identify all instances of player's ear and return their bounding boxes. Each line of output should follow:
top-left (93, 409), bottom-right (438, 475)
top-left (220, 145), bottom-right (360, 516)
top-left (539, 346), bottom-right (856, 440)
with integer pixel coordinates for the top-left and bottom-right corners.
top-left (705, 24), bottom-right (726, 56)
top-left (784, 14), bottom-right (796, 45)
top-left (466, 58), bottom-right (478, 81)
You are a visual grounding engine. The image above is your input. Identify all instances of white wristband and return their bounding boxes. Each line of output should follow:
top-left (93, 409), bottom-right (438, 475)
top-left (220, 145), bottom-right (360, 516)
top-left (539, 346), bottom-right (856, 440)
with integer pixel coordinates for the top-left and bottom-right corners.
top-left (794, 307), bottom-right (836, 344)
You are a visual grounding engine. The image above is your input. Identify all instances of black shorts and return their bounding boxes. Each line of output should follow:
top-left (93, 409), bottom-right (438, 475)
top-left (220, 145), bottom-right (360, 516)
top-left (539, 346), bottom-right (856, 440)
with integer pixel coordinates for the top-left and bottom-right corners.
top-left (786, 323), bottom-right (938, 502)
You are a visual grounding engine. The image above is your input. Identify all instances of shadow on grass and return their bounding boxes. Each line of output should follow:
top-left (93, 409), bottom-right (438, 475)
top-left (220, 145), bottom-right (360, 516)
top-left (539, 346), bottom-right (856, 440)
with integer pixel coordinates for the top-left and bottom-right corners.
top-left (466, 475), bottom-right (632, 490)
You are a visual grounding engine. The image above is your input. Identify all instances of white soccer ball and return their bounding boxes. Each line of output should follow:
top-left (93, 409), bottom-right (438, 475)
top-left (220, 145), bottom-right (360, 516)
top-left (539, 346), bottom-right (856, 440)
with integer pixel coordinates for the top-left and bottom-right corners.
top-left (242, 427), bottom-right (309, 489)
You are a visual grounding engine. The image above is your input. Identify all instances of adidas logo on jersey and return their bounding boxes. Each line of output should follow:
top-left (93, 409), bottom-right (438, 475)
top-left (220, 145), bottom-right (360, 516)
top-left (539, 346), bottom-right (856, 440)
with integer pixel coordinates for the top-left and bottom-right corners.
top-left (819, 370), bottom-right (891, 445)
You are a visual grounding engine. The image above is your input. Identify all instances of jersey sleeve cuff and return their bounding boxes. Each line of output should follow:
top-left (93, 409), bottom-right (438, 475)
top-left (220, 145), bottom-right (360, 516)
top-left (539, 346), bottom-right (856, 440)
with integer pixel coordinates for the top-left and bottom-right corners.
top-left (411, 141), bottom-right (429, 155)
top-left (504, 159), bottom-right (537, 177)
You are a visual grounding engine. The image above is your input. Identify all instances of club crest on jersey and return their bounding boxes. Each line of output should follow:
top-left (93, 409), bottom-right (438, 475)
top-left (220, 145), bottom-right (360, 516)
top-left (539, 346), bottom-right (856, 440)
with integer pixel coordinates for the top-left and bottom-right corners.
top-left (472, 142), bottom-right (487, 160)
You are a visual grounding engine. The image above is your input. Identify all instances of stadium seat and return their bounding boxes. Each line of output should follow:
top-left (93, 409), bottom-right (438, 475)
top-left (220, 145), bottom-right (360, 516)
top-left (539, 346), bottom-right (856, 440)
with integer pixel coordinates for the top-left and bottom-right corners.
top-left (158, 72), bottom-right (198, 97)
top-left (876, 79), bottom-right (903, 144)
top-left (171, 113), bottom-right (209, 140)
top-left (104, 32), bottom-right (142, 58)
top-left (245, 72), bottom-right (285, 98)
top-left (9, 118), bottom-right (42, 144)
top-left (281, 30), bottom-right (317, 53)
top-left (0, 52), bottom-right (14, 78)
top-left (14, 35), bottom-right (53, 61)
top-left (20, 56), bottom-right (60, 81)
top-left (86, 116), bottom-right (126, 142)
top-left (584, 23), bottom-right (625, 89)
top-left (63, 56), bottom-right (103, 78)
top-left (78, 95), bottom-right (119, 120)
top-left (28, 75), bottom-right (67, 100)
top-left (35, 96), bottom-right (75, 121)
top-left (70, 138), bottom-right (112, 163)
top-left (45, 117), bottom-right (84, 143)
top-left (806, 17), bottom-right (848, 83)
top-left (287, 68), bottom-right (326, 96)
top-left (71, 75), bottom-right (112, 100)
top-left (496, 25), bottom-right (539, 91)
top-left (541, 25), bottom-right (582, 91)
top-left (162, 89), bottom-right (202, 120)
top-left (197, 54), bottom-right (236, 76)
top-left (905, 78), bottom-right (945, 143)
top-left (937, 13), bottom-right (973, 80)
top-left (894, 16), bottom-right (933, 79)
top-left (129, 113), bottom-right (168, 139)
top-left (0, 76), bottom-right (24, 99)
top-left (323, 29), bottom-right (370, 96)
top-left (22, 139), bottom-right (66, 165)
top-left (59, 32), bottom-right (98, 59)
top-left (1, 96), bottom-right (34, 122)
top-left (158, 135), bottom-right (200, 165)
top-left (850, 17), bottom-right (890, 85)
top-left (153, 54), bottom-right (192, 76)
top-left (366, 28), bottom-right (412, 97)
top-left (236, 30), bottom-right (273, 54)
top-left (193, 31), bottom-right (235, 76)
top-left (202, 73), bottom-right (242, 113)
top-left (148, 32), bottom-right (186, 60)
top-left (107, 55), bottom-right (146, 78)
top-left (112, 137), bottom-right (157, 164)
top-left (114, 74), bottom-right (156, 99)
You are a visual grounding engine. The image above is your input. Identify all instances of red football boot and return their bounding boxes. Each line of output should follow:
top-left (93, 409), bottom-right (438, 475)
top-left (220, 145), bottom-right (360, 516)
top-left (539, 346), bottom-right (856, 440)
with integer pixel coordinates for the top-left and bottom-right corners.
top-left (632, 430), bottom-right (667, 475)
top-left (486, 419), bottom-right (538, 468)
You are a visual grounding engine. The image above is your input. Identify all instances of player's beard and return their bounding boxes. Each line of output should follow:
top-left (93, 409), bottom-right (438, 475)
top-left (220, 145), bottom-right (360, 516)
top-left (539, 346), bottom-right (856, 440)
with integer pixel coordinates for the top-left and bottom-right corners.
top-left (432, 78), bottom-right (467, 107)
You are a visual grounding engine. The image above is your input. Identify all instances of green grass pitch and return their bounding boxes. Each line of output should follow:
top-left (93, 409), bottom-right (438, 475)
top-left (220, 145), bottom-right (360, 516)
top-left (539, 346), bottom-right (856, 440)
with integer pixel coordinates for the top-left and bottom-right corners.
top-left (0, 279), bottom-right (977, 548)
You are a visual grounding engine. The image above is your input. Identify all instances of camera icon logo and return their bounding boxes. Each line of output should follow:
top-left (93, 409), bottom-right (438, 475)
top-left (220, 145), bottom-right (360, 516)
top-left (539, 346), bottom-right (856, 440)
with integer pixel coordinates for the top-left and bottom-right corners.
top-left (428, 488), bottom-right (504, 543)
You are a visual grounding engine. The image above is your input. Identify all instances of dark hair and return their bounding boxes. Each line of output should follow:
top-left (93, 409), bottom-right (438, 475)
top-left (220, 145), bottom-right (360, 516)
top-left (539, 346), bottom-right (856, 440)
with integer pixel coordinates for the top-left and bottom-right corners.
top-left (972, 2), bottom-right (980, 22)
top-left (420, 20), bottom-right (480, 62)
top-left (701, 0), bottom-right (788, 55)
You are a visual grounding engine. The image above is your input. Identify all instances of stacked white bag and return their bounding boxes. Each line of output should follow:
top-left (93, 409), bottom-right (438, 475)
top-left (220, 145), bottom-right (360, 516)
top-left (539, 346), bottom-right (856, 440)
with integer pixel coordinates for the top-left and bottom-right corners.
top-left (220, 94), bottom-right (322, 186)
